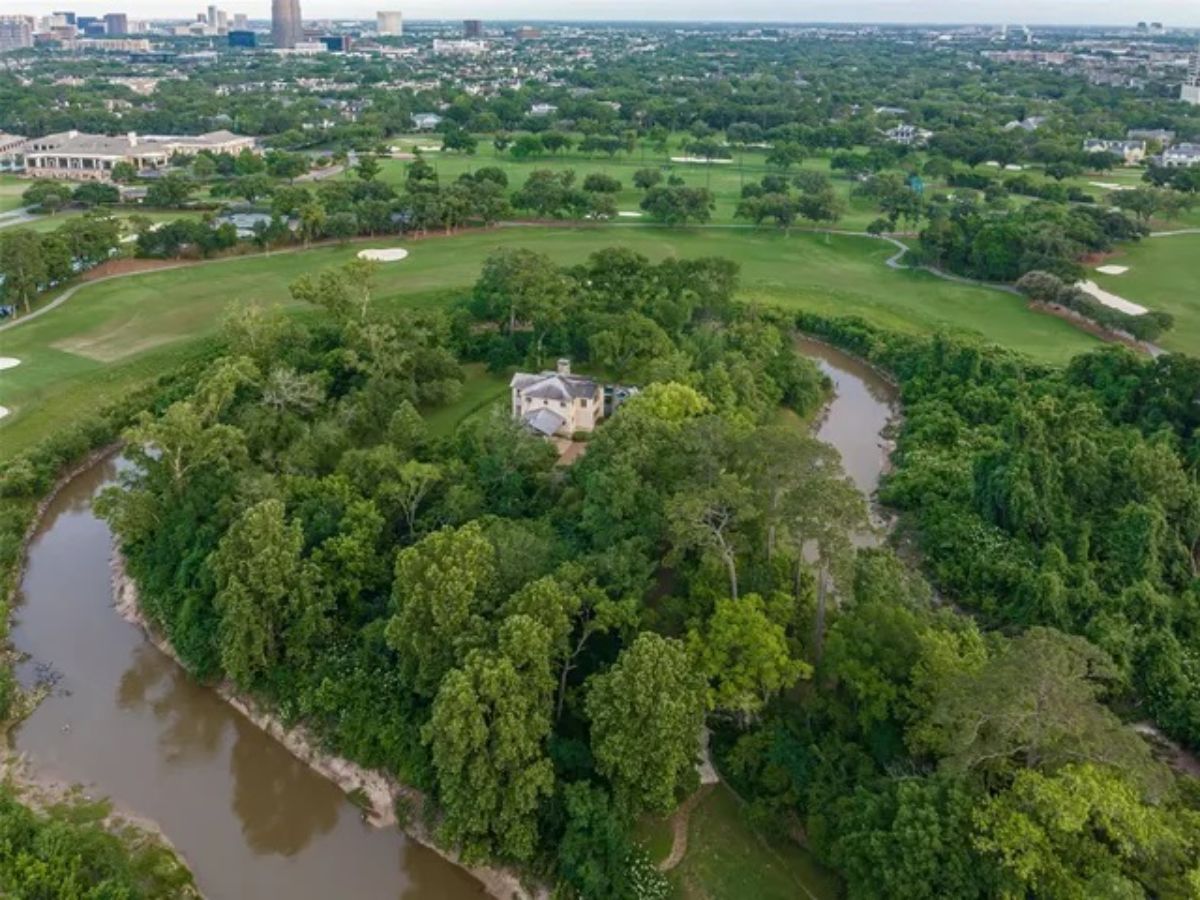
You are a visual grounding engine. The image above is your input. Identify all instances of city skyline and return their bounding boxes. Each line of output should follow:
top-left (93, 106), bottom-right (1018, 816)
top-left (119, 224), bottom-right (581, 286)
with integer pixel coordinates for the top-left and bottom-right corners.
top-left (2, 2), bottom-right (1200, 27)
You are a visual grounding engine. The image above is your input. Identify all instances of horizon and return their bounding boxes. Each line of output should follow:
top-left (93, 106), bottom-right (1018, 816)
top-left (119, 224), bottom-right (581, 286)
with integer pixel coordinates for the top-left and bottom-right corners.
top-left (5, 4), bottom-right (1200, 30)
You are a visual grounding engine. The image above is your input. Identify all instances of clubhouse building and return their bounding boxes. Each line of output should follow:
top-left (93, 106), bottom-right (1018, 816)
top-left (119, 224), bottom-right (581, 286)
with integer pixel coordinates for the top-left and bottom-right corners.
top-left (19, 130), bottom-right (257, 181)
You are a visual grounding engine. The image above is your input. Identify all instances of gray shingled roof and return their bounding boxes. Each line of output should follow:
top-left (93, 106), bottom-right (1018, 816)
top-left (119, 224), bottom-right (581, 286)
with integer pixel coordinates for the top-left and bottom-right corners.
top-left (523, 408), bottom-right (566, 436)
top-left (510, 371), bottom-right (598, 402)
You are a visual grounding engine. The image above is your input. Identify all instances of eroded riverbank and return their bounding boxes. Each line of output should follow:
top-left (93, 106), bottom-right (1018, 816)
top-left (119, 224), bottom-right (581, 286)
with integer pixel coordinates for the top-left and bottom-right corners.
top-left (10, 455), bottom-right (492, 900)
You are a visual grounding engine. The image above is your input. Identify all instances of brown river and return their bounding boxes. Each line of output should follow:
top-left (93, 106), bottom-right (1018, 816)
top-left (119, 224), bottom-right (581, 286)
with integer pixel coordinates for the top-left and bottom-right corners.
top-left (9, 340), bottom-right (897, 899)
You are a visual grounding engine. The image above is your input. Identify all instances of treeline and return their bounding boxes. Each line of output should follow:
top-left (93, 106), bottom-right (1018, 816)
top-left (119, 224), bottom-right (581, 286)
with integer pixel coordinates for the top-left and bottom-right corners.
top-left (918, 199), bottom-right (1147, 282)
top-left (1017, 270), bottom-right (1174, 342)
top-left (0, 214), bottom-right (122, 313)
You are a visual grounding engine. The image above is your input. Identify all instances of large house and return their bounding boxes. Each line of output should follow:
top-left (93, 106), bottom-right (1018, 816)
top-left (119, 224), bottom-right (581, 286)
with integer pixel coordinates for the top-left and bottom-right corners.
top-left (1156, 143), bottom-right (1200, 168)
top-left (510, 360), bottom-right (604, 437)
top-left (20, 129), bottom-right (257, 180)
top-left (1082, 138), bottom-right (1146, 164)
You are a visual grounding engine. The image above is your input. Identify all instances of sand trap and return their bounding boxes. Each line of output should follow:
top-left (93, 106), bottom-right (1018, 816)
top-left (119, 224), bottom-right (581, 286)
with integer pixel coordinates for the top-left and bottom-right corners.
top-left (1076, 280), bottom-right (1148, 316)
top-left (670, 156), bottom-right (733, 164)
top-left (357, 248), bottom-right (409, 262)
top-left (1089, 181), bottom-right (1134, 191)
top-left (617, 211), bottom-right (644, 218)
top-left (1096, 265), bottom-right (1129, 275)
top-left (0, 406), bottom-right (7, 419)
top-left (0, 357), bottom-right (20, 370)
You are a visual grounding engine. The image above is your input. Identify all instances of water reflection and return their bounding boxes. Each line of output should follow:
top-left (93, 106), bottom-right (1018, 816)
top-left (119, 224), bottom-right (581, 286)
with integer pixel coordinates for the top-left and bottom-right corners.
top-left (117, 642), bottom-right (229, 764)
top-left (230, 717), bottom-right (340, 856)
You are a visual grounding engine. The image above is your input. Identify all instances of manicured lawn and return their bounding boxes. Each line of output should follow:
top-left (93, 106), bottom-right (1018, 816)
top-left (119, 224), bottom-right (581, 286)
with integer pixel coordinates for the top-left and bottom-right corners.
top-left (0, 174), bottom-right (26, 213)
top-left (422, 363), bottom-right (511, 436)
top-left (7, 208), bottom-right (205, 235)
top-left (377, 150), bottom-right (888, 231)
top-left (0, 226), bottom-right (1099, 463)
top-left (1088, 233), bottom-right (1200, 354)
top-left (669, 785), bottom-right (840, 900)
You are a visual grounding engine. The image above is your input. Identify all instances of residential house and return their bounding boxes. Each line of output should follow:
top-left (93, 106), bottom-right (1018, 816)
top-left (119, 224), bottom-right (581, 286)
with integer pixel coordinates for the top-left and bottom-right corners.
top-left (510, 359), bottom-right (603, 437)
top-left (1157, 143), bottom-right (1200, 168)
top-left (1082, 138), bottom-right (1146, 164)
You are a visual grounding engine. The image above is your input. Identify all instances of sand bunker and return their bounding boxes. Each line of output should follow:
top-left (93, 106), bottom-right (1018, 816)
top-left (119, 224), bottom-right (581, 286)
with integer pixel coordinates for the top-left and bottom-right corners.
top-left (1096, 265), bottom-right (1129, 275)
top-left (670, 156), bottom-right (733, 164)
top-left (618, 211), bottom-right (644, 218)
top-left (0, 357), bottom-right (20, 371)
top-left (0, 406), bottom-right (8, 420)
top-left (357, 248), bottom-right (410, 262)
top-left (1076, 280), bottom-right (1148, 316)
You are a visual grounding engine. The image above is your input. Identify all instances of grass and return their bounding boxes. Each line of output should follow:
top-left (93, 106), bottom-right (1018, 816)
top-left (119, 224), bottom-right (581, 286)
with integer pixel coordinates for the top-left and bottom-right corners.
top-left (0, 174), bottom-right (26, 213)
top-left (1088, 233), bottom-right (1200, 354)
top-left (635, 812), bottom-right (675, 867)
top-left (0, 225), bottom-right (1100, 463)
top-left (422, 363), bottom-right (511, 436)
top-left (378, 146), bottom-right (887, 230)
top-left (668, 785), bottom-right (840, 900)
top-left (11, 208), bottom-right (205, 235)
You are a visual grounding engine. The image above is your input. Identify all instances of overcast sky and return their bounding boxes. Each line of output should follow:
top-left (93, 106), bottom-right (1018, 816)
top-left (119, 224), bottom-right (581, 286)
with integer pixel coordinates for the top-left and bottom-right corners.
top-left (10, 0), bottom-right (1200, 28)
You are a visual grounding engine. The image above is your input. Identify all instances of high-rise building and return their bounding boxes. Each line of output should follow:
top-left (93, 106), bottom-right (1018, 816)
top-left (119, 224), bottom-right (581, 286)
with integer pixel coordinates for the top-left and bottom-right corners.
top-left (228, 28), bottom-right (256, 47)
top-left (0, 15), bottom-right (34, 52)
top-left (207, 5), bottom-right (217, 26)
top-left (1184, 45), bottom-right (1200, 105)
top-left (53, 10), bottom-right (77, 24)
top-left (271, 0), bottom-right (302, 48)
top-left (463, 18), bottom-right (481, 38)
top-left (376, 10), bottom-right (401, 36)
top-left (103, 12), bottom-right (128, 34)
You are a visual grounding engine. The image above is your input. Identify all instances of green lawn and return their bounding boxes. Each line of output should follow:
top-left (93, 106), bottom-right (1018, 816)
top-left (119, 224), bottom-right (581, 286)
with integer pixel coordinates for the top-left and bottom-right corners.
top-left (1088, 233), bottom-right (1200, 354)
top-left (422, 363), bottom-right (511, 436)
top-left (668, 785), bottom-right (840, 900)
top-left (378, 148), bottom-right (887, 231)
top-left (0, 226), bottom-right (1099, 463)
top-left (0, 174), bottom-right (28, 213)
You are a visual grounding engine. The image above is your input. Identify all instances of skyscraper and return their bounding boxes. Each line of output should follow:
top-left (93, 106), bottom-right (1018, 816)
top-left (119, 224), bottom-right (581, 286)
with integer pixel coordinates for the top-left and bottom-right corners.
top-left (271, 0), bottom-right (302, 48)
top-left (463, 18), bottom-right (481, 38)
top-left (376, 10), bottom-right (402, 36)
top-left (103, 12), bottom-right (128, 34)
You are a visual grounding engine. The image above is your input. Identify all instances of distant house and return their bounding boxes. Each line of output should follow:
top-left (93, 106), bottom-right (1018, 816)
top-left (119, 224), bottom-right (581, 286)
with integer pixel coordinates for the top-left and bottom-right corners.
top-left (1082, 138), bottom-right (1146, 164)
top-left (510, 359), bottom-right (604, 437)
top-left (411, 112), bottom-right (443, 130)
top-left (885, 124), bottom-right (933, 146)
top-left (529, 103), bottom-right (558, 117)
top-left (1157, 143), bottom-right (1200, 168)
top-left (1127, 128), bottom-right (1175, 145)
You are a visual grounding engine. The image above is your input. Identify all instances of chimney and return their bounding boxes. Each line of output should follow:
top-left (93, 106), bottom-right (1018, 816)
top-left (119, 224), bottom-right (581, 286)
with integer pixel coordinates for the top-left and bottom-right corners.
top-left (128, 131), bottom-right (137, 147)
top-left (556, 358), bottom-right (571, 376)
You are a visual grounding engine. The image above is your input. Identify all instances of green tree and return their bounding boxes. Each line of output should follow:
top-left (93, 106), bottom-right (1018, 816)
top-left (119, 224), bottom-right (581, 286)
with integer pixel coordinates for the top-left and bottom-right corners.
top-left (211, 499), bottom-right (306, 689)
top-left (689, 593), bottom-right (810, 721)
top-left (423, 614), bottom-right (555, 862)
top-left (586, 632), bottom-right (706, 813)
top-left (385, 521), bottom-right (496, 696)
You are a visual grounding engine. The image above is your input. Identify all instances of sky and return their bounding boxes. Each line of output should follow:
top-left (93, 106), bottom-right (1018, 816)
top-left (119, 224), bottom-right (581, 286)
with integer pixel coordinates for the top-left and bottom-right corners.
top-left (8, 0), bottom-right (1200, 27)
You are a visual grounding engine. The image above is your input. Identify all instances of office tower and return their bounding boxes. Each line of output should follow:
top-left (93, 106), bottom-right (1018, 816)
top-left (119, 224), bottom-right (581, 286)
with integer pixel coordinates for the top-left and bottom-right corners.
top-left (232, 12), bottom-right (247, 28)
top-left (103, 12), bottom-right (128, 33)
top-left (1184, 44), bottom-right (1200, 105)
top-left (271, 0), bottom-right (302, 47)
top-left (376, 10), bottom-right (401, 36)
top-left (53, 9), bottom-right (76, 24)
top-left (0, 15), bottom-right (34, 52)
top-left (228, 28), bottom-right (256, 46)
top-left (207, 4), bottom-right (217, 26)
top-left (463, 18), bottom-right (481, 38)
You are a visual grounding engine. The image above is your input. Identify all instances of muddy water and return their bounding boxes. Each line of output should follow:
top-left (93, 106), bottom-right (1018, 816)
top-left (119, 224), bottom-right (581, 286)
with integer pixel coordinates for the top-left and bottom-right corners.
top-left (11, 456), bottom-right (485, 900)
top-left (797, 336), bottom-right (898, 500)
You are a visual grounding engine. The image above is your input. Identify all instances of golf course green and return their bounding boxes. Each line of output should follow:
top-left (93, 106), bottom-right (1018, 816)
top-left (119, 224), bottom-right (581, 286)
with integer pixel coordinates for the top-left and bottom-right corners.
top-left (0, 225), bottom-right (1100, 462)
top-left (1088, 233), bottom-right (1200, 355)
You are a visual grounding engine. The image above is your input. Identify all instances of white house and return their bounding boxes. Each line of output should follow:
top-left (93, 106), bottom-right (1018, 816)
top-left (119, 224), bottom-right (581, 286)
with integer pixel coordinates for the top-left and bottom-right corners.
top-left (1157, 143), bottom-right (1200, 168)
top-left (510, 359), bottom-right (603, 437)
